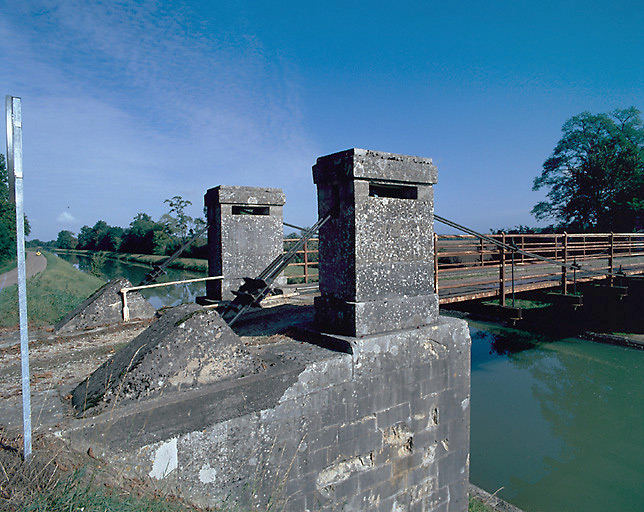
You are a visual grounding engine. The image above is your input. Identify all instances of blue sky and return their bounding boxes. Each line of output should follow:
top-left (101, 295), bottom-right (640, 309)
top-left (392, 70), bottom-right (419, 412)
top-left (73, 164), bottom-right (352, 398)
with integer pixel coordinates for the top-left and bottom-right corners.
top-left (1, 0), bottom-right (643, 240)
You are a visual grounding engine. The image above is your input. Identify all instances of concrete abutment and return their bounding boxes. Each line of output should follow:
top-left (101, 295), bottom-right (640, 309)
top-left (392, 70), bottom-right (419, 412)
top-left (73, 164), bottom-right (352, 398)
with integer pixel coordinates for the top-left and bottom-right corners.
top-left (61, 149), bottom-right (471, 512)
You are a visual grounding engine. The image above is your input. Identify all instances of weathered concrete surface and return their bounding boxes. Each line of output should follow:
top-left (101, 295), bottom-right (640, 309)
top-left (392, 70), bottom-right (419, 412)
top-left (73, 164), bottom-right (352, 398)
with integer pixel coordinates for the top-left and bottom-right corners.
top-left (59, 148), bottom-right (470, 512)
top-left (204, 185), bottom-right (286, 301)
top-left (312, 148), bottom-right (438, 184)
top-left (313, 149), bottom-right (439, 336)
top-left (61, 315), bottom-right (471, 512)
top-left (71, 303), bottom-right (259, 414)
top-left (55, 277), bottom-right (156, 334)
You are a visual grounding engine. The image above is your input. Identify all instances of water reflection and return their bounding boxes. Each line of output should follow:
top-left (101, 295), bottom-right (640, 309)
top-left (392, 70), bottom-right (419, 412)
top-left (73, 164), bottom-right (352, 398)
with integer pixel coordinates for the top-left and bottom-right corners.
top-left (469, 320), bottom-right (644, 512)
top-left (55, 253), bottom-right (206, 309)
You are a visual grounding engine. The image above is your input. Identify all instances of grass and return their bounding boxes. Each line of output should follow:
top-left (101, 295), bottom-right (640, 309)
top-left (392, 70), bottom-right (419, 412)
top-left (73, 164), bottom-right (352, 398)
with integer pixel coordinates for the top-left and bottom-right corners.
top-left (0, 251), bottom-right (105, 328)
top-left (284, 263), bottom-right (319, 284)
top-left (0, 431), bottom-right (210, 512)
top-left (23, 472), bottom-right (208, 512)
top-left (469, 496), bottom-right (497, 511)
top-left (0, 257), bottom-right (17, 275)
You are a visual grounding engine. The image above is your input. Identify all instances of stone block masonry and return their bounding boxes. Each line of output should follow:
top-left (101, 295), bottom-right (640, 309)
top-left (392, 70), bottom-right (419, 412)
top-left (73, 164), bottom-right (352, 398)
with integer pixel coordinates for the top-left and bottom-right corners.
top-left (61, 315), bottom-right (470, 512)
top-left (204, 185), bottom-right (286, 301)
top-left (313, 148), bottom-right (439, 337)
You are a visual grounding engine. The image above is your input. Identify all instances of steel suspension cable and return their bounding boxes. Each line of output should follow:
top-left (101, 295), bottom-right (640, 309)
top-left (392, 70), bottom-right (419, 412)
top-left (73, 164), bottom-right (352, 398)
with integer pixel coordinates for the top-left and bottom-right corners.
top-left (434, 214), bottom-right (624, 278)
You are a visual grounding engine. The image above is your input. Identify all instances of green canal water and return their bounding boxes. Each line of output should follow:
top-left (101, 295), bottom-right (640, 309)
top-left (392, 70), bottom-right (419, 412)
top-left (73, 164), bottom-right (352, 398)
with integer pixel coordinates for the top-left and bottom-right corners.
top-left (469, 320), bottom-right (644, 512)
top-left (54, 253), bottom-right (206, 309)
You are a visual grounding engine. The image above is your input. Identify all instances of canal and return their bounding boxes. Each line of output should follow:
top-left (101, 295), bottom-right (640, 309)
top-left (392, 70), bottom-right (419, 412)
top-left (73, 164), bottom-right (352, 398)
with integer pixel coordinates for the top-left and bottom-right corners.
top-left (469, 319), bottom-right (644, 512)
top-left (54, 252), bottom-right (207, 309)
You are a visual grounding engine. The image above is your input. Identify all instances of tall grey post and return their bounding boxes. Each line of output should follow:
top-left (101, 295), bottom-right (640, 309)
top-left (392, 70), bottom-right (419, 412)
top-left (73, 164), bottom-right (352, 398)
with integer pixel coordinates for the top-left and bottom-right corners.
top-left (204, 186), bottom-right (285, 301)
top-left (313, 148), bottom-right (439, 336)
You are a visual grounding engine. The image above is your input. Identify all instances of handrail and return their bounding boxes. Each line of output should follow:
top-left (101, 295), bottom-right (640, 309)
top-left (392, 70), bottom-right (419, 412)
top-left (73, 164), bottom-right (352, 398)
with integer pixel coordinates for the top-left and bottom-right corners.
top-left (434, 215), bottom-right (641, 279)
top-left (120, 275), bottom-right (223, 321)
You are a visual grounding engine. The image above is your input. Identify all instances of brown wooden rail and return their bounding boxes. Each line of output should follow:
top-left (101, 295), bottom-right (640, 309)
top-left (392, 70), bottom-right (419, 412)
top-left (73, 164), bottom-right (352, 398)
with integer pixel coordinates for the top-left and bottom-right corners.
top-left (285, 232), bottom-right (644, 300)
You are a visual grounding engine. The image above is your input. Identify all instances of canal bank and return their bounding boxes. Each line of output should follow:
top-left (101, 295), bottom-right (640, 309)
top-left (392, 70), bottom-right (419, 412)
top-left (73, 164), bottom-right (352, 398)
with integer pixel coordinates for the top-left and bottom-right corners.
top-left (54, 251), bottom-right (206, 310)
top-left (53, 248), bottom-right (208, 272)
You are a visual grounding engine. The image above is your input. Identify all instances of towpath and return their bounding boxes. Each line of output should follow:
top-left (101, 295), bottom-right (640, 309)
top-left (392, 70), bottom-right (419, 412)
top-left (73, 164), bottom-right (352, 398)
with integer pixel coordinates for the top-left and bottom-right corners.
top-left (0, 251), bottom-right (47, 292)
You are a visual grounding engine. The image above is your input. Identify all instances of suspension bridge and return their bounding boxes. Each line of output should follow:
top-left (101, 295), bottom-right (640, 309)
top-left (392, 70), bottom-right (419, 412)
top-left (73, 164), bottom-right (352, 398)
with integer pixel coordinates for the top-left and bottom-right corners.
top-left (283, 224), bottom-right (644, 305)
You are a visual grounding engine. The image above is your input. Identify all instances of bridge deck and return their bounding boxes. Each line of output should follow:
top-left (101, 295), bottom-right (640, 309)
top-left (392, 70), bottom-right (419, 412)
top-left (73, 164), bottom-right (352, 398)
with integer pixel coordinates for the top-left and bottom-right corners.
top-left (284, 232), bottom-right (644, 304)
top-left (437, 254), bottom-right (644, 304)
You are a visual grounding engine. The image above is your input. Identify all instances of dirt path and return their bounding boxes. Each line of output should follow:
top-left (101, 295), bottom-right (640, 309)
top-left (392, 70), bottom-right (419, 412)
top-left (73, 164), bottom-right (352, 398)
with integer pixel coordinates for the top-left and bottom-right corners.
top-left (0, 251), bottom-right (47, 291)
top-left (0, 322), bottom-right (153, 435)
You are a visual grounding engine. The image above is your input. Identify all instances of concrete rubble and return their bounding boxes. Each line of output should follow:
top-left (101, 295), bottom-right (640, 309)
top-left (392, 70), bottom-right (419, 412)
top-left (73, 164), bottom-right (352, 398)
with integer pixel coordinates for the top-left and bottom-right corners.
top-left (55, 277), bottom-right (156, 333)
top-left (71, 303), bottom-right (259, 414)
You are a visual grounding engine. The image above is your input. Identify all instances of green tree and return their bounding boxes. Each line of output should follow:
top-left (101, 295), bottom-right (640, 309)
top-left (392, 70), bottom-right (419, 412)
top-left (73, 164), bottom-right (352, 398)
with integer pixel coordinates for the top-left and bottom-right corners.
top-left (55, 230), bottom-right (78, 249)
top-left (0, 154), bottom-right (30, 264)
top-left (532, 107), bottom-right (644, 232)
top-left (76, 220), bottom-right (123, 251)
top-left (120, 212), bottom-right (166, 254)
top-left (163, 196), bottom-right (194, 243)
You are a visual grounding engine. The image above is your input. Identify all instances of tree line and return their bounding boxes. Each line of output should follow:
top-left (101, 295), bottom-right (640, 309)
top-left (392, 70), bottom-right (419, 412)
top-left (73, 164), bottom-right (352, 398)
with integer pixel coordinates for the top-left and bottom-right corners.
top-left (532, 107), bottom-right (643, 233)
top-left (0, 154), bottom-right (30, 266)
top-left (47, 196), bottom-right (207, 259)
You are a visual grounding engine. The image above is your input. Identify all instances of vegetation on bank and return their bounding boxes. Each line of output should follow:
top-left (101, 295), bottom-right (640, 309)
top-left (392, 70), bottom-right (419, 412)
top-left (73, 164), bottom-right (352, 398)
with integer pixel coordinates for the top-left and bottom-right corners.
top-left (483, 298), bottom-right (552, 310)
top-left (23, 474), bottom-right (207, 512)
top-left (53, 248), bottom-right (208, 273)
top-left (0, 252), bottom-right (104, 328)
top-left (468, 497), bottom-right (497, 512)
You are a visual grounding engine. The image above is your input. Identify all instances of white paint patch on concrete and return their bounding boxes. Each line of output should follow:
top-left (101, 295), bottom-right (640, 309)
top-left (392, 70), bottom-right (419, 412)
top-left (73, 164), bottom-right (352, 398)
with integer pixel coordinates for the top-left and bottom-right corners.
top-left (149, 438), bottom-right (178, 479)
top-left (199, 464), bottom-right (218, 484)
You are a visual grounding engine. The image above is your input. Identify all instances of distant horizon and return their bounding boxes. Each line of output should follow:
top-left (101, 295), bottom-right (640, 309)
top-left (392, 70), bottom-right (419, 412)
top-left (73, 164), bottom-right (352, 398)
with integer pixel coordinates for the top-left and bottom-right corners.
top-left (3, 1), bottom-right (642, 240)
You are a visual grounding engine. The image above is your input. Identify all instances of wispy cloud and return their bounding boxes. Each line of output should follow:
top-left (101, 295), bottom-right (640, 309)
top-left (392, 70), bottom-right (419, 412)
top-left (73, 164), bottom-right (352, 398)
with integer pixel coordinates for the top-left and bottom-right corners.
top-left (55, 211), bottom-right (79, 225)
top-left (1, 0), bottom-right (318, 239)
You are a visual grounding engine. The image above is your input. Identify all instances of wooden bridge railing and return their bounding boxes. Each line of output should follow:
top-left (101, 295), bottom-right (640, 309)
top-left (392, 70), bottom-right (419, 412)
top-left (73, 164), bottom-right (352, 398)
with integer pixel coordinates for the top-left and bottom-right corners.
top-left (284, 232), bottom-right (644, 300)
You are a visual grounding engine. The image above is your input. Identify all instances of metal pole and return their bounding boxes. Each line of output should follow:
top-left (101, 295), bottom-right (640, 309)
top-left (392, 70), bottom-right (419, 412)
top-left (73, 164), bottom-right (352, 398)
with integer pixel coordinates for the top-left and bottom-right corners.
top-left (6, 96), bottom-right (31, 459)
top-left (573, 258), bottom-right (578, 295)
top-left (499, 233), bottom-right (506, 306)
top-left (609, 233), bottom-right (614, 286)
top-left (434, 232), bottom-right (439, 294)
top-left (562, 232), bottom-right (568, 294)
top-left (303, 239), bottom-right (309, 284)
top-left (511, 249), bottom-right (515, 307)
